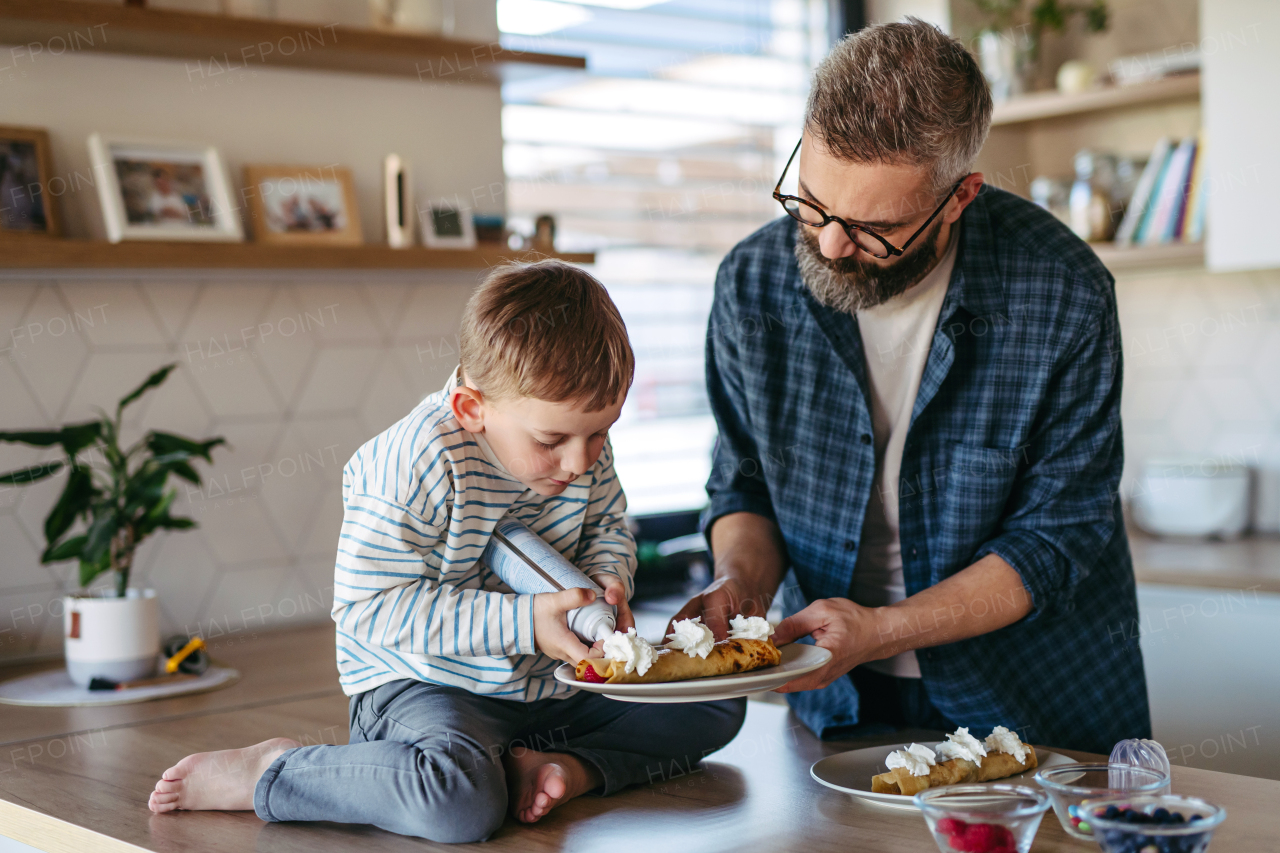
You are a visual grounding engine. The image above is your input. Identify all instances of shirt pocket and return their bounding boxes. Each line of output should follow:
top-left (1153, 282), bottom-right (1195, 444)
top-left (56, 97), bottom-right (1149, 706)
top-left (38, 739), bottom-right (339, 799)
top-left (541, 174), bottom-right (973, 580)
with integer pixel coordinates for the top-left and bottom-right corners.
top-left (936, 442), bottom-right (1024, 561)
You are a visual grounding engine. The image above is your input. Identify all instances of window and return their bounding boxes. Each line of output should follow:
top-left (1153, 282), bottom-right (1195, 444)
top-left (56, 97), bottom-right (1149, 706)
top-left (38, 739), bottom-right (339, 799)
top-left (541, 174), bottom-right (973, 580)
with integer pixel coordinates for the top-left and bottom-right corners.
top-left (500, 0), bottom-right (828, 515)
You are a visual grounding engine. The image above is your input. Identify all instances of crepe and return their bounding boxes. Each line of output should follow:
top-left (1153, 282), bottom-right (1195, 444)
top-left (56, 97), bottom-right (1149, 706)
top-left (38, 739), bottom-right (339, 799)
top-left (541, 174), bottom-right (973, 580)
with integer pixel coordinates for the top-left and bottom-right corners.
top-left (575, 638), bottom-right (781, 684)
top-left (871, 757), bottom-right (978, 796)
top-left (974, 745), bottom-right (1037, 781)
top-left (871, 744), bottom-right (1037, 796)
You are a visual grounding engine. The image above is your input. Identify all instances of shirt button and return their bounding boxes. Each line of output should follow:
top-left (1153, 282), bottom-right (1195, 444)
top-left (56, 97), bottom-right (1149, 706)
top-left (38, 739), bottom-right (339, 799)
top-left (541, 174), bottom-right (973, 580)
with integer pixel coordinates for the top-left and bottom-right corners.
top-left (843, 540), bottom-right (857, 551)
top-left (860, 433), bottom-right (872, 445)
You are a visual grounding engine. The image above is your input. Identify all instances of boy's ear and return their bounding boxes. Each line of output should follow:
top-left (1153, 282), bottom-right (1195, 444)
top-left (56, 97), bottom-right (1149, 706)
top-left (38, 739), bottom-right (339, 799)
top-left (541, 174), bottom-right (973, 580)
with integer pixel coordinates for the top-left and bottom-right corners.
top-left (450, 386), bottom-right (485, 432)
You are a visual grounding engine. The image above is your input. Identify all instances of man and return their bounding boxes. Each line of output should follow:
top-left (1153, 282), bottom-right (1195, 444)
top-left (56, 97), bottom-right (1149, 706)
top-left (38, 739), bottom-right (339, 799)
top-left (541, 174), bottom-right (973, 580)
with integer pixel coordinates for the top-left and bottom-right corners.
top-left (671, 18), bottom-right (1150, 754)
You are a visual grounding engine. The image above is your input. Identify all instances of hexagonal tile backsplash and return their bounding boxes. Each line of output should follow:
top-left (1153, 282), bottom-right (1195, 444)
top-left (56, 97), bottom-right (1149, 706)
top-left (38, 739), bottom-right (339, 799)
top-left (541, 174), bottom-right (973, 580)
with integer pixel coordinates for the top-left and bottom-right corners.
top-left (0, 271), bottom-right (476, 663)
top-left (1116, 266), bottom-right (1280, 525)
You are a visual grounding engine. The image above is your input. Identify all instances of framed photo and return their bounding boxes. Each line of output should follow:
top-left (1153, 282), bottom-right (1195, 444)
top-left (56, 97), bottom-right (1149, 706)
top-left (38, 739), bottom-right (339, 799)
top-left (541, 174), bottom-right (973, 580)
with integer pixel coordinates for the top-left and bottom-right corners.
top-left (0, 125), bottom-right (62, 238)
top-left (244, 164), bottom-right (362, 246)
top-left (384, 154), bottom-right (413, 248)
top-left (420, 203), bottom-right (475, 249)
top-left (87, 133), bottom-right (242, 243)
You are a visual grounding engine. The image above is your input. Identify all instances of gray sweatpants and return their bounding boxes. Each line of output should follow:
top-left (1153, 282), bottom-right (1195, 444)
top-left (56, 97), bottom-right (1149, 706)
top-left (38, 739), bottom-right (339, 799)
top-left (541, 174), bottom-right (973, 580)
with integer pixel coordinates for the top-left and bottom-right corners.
top-left (253, 679), bottom-right (747, 843)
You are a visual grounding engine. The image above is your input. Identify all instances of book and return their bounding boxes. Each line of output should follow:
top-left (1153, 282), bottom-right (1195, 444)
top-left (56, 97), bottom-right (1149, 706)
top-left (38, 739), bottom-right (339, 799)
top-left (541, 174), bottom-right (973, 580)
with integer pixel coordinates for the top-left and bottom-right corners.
top-left (1181, 134), bottom-right (1207, 243)
top-left (1171, 139), bottom-right (1198, 240)
top-left (1115, 137), bottom-right (1171, 246)
top-left (1143, 136), bottom-right (1196, 245)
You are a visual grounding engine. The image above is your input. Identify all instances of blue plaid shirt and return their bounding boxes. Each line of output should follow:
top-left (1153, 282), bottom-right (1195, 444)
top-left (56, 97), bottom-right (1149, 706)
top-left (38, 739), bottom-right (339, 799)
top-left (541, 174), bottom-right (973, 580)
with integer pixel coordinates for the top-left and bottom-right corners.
top-left (703, 187), bottom-right (1151, 754)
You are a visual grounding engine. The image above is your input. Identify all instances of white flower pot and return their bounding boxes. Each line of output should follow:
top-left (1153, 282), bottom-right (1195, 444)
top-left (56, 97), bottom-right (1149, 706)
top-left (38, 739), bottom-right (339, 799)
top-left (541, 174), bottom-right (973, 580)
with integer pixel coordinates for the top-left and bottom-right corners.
top-left (63, 588), bottom-right (160, 686)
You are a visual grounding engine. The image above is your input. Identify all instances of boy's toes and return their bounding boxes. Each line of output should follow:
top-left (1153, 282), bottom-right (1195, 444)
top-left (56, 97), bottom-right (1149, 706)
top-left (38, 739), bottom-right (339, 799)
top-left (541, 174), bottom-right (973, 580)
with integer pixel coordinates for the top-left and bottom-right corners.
top-left (149, 793), bottom-right (179, 813)
top-left (154, 778), bottom-right (183, 794)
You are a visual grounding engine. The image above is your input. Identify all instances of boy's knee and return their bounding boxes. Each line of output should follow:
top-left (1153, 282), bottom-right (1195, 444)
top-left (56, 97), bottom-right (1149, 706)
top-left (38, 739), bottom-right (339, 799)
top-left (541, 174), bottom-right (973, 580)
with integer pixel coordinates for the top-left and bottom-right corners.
top-left (419, 791), bottom-right (505, 843)
top-left (401, 742), bottom-right (507, 843)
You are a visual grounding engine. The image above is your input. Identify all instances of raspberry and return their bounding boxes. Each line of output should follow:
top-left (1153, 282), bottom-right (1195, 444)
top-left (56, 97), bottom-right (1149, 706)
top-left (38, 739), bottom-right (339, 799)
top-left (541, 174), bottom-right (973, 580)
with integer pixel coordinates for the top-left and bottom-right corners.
top-left (578, 666), bottom-right (606, 683)
top-left (991, 825), bottom-right (1014, 847)
top-left (936, 818), bottom-right (967, 836)
top-left (958, 823), bottom-right (1002, 853)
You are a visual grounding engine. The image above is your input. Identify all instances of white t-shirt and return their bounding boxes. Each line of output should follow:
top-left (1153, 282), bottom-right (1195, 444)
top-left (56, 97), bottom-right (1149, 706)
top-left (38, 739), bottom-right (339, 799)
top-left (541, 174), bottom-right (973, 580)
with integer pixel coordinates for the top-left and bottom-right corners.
top-left (851, 225), bottom-right (960, 678)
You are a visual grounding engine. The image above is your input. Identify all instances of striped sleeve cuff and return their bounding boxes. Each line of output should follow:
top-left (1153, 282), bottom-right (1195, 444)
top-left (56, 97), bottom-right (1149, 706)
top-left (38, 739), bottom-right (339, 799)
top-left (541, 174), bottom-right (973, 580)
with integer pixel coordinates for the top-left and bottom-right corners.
top-left (514, 592), bottom-right (538, 656)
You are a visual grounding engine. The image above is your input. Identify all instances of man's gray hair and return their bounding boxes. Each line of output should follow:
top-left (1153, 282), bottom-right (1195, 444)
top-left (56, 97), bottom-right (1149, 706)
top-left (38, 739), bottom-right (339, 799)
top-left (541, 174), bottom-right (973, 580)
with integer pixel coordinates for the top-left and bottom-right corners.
top-left (805, 17), bottom-right (993, 197)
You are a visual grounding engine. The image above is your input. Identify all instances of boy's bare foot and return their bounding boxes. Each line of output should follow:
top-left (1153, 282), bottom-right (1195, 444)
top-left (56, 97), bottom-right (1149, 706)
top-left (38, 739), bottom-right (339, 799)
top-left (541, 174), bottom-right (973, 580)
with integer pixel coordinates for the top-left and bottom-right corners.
top-left (148, 737), bottom-right (301, 814)
top-left (504, 749), bottom-right (601, 824)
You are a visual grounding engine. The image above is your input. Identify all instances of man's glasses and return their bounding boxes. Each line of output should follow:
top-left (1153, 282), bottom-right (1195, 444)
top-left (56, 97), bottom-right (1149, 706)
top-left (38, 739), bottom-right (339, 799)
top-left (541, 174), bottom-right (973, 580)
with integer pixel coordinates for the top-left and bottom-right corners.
top-left (772, 139), bottom-right (964, 260)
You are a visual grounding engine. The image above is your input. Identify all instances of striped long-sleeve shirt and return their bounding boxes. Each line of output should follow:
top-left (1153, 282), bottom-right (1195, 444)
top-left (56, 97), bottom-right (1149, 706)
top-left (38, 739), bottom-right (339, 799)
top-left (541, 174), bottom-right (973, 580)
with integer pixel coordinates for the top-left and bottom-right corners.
top-left (332, 369), bottom-right (637, 701)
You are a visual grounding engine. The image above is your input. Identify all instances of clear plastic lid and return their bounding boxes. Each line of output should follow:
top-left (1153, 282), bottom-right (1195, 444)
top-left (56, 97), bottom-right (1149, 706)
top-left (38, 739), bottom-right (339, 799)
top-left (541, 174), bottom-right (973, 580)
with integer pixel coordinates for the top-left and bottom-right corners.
top-left (1109, 738), bottom-right (1173, 794)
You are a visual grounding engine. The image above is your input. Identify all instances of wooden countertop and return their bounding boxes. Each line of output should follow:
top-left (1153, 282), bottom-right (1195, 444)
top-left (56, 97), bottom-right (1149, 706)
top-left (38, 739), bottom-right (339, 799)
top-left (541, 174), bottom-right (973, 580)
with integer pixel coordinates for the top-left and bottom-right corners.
top-left (1128, 524), bottom-right (1280, 595)
top-left (2, 624), bottom-right (1276, 853)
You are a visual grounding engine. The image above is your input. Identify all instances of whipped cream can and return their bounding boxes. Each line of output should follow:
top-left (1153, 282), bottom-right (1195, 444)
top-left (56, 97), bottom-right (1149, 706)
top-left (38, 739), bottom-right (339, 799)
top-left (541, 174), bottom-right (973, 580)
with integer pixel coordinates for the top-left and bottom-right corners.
top-left (481, 516), bottom-right (617, 644)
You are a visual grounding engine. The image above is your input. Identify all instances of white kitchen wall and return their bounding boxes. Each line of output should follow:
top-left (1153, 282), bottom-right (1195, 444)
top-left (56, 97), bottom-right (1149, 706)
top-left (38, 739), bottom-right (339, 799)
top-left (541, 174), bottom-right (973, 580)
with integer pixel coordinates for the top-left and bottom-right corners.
top-left (1201, 0), bottom-right (1280, 272)
top-left (0, 26), bottom-right (505, 242)
top-left (1114, 264), bottom-right (1280, 530)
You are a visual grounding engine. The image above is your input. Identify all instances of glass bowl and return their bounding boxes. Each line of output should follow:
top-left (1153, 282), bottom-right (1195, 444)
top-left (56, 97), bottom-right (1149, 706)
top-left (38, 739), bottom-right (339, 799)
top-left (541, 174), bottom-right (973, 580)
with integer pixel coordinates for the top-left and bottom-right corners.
top-left (1034, 763), bottom-right (1169, 840)
top-left (914, 784), bottom-right (1052, 853)
top-left (1083, 795), bottom-right (1226, 853)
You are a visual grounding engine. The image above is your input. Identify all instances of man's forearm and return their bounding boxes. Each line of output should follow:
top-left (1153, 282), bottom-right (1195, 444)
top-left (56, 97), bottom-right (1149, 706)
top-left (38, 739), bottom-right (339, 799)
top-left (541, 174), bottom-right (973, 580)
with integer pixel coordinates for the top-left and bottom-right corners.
top-left (708, 511), bottom-right (787, 610)
top-left (870, 553), bottom-right (1033, 659)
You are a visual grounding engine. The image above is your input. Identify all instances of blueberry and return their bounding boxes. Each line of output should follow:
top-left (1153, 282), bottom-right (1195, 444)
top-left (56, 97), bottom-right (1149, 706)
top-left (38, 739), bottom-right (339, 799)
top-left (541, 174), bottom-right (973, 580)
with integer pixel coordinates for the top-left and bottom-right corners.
top-left (1171, 812), bottom-right (1185, 823)
top-left (1188, 815), bottom-right (1202, 823)
top-left (1105, 805), bottom-right (1122, 820)
top-left (1153, 807), bottom-right (1171, 822)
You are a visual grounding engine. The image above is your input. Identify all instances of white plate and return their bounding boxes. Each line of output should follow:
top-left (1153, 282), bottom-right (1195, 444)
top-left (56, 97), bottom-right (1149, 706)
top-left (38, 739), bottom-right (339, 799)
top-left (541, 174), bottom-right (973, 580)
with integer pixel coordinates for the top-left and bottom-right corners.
top-left (553, 643), bottom-right (832, 703)
top-left (811, 744), bottom-right (1074, 810)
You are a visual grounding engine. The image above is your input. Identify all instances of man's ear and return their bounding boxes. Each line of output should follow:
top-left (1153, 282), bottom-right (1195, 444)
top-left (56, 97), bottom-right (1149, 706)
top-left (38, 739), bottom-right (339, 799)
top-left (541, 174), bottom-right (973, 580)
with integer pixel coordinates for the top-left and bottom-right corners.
top-left (450, 385), bottom-right (485, 433)
top-left (944, 172), bottom-right (985, 224)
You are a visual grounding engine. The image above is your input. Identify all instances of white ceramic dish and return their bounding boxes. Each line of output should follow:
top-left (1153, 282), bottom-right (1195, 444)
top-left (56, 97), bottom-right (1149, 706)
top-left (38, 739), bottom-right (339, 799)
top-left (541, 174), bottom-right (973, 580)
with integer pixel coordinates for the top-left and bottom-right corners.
top-left (553, 643), bottom-right (831, 703)
top-left (810, 744), bottom-right (1074, 811)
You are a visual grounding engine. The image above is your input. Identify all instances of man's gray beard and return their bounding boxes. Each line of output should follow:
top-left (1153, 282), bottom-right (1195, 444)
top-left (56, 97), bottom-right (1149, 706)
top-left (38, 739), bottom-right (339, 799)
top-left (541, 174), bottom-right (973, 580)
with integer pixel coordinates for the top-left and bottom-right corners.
top-left (794, 219), bottom-right (944, 314)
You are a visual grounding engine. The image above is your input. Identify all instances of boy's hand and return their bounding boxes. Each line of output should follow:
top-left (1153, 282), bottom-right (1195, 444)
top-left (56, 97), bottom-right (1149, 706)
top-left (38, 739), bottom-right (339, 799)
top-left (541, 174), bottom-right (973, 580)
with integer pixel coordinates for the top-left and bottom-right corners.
top-left (599, 578), bottom-right (634, 634)
top-left (532, 588), bottom-right (596, 665)
top-left (587, 578), bottom-right (634, 657)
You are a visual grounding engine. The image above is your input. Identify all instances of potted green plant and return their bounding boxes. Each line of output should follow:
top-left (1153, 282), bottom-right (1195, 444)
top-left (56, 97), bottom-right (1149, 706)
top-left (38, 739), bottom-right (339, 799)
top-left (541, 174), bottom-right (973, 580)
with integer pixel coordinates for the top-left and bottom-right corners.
top-left (0, 364), bottom-right (224, 685)
top-left (969, 0), bottom-right (1109, 100)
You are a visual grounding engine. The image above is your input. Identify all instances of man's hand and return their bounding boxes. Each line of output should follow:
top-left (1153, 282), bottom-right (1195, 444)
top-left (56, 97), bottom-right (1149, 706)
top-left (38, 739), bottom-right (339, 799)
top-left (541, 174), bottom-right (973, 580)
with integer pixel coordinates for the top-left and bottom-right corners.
top-left (771, 555), bottom-right (1034, 694)
top-left (666, 575), bottom-right (770, 641)
top-left (771, 598), bottom-right (881, 693)
top-left (532, 588), bottom-right (597, 665)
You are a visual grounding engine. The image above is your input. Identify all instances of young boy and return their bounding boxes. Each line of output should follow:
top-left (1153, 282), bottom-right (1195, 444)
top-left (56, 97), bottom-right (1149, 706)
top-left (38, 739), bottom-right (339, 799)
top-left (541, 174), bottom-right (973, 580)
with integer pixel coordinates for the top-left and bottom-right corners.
top-left (147, 260), bottom-right (746, 842)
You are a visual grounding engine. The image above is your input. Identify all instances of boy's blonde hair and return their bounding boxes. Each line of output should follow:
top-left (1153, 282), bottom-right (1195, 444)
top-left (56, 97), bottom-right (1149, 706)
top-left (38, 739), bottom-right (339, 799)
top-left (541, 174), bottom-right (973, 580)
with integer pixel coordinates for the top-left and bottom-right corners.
top-left (459, 260), bottom-right (634, 411)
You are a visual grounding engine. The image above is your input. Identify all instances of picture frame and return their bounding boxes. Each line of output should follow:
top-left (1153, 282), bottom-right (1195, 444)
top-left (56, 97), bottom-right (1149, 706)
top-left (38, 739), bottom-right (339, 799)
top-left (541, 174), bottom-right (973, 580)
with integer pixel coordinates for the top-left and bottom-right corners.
top-left (420, 202), bottom-right (476, 249)
top-left (243, 164), bottom-right (363, 246)
top-left (384, 154), bottom-right (413, 248)
top-left (0, 125), bottom-right (62, 239)
top-left (87, 133), bottom-right (243, 243)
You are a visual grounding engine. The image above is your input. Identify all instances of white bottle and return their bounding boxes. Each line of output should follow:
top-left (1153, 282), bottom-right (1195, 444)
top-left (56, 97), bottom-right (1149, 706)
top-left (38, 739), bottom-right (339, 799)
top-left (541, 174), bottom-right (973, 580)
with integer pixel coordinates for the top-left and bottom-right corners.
top-left (481, 516), bottom-right (617, 644)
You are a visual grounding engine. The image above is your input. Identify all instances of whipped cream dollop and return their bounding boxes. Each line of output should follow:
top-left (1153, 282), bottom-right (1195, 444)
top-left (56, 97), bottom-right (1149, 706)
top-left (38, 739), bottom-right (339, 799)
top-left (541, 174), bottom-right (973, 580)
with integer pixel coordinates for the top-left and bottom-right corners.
top-left (665, 616), bottom-right (715, 659)
top-left (886, 743), bottom-right (937, 777)
top-left (727, 614), bottom-right (775, 641)
top-left (935, 727), bottom-right (989, 764)
top-left (601, 628), bottom-right (658, 676)
top-left (984, 726), bottom-right (1028, 763)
